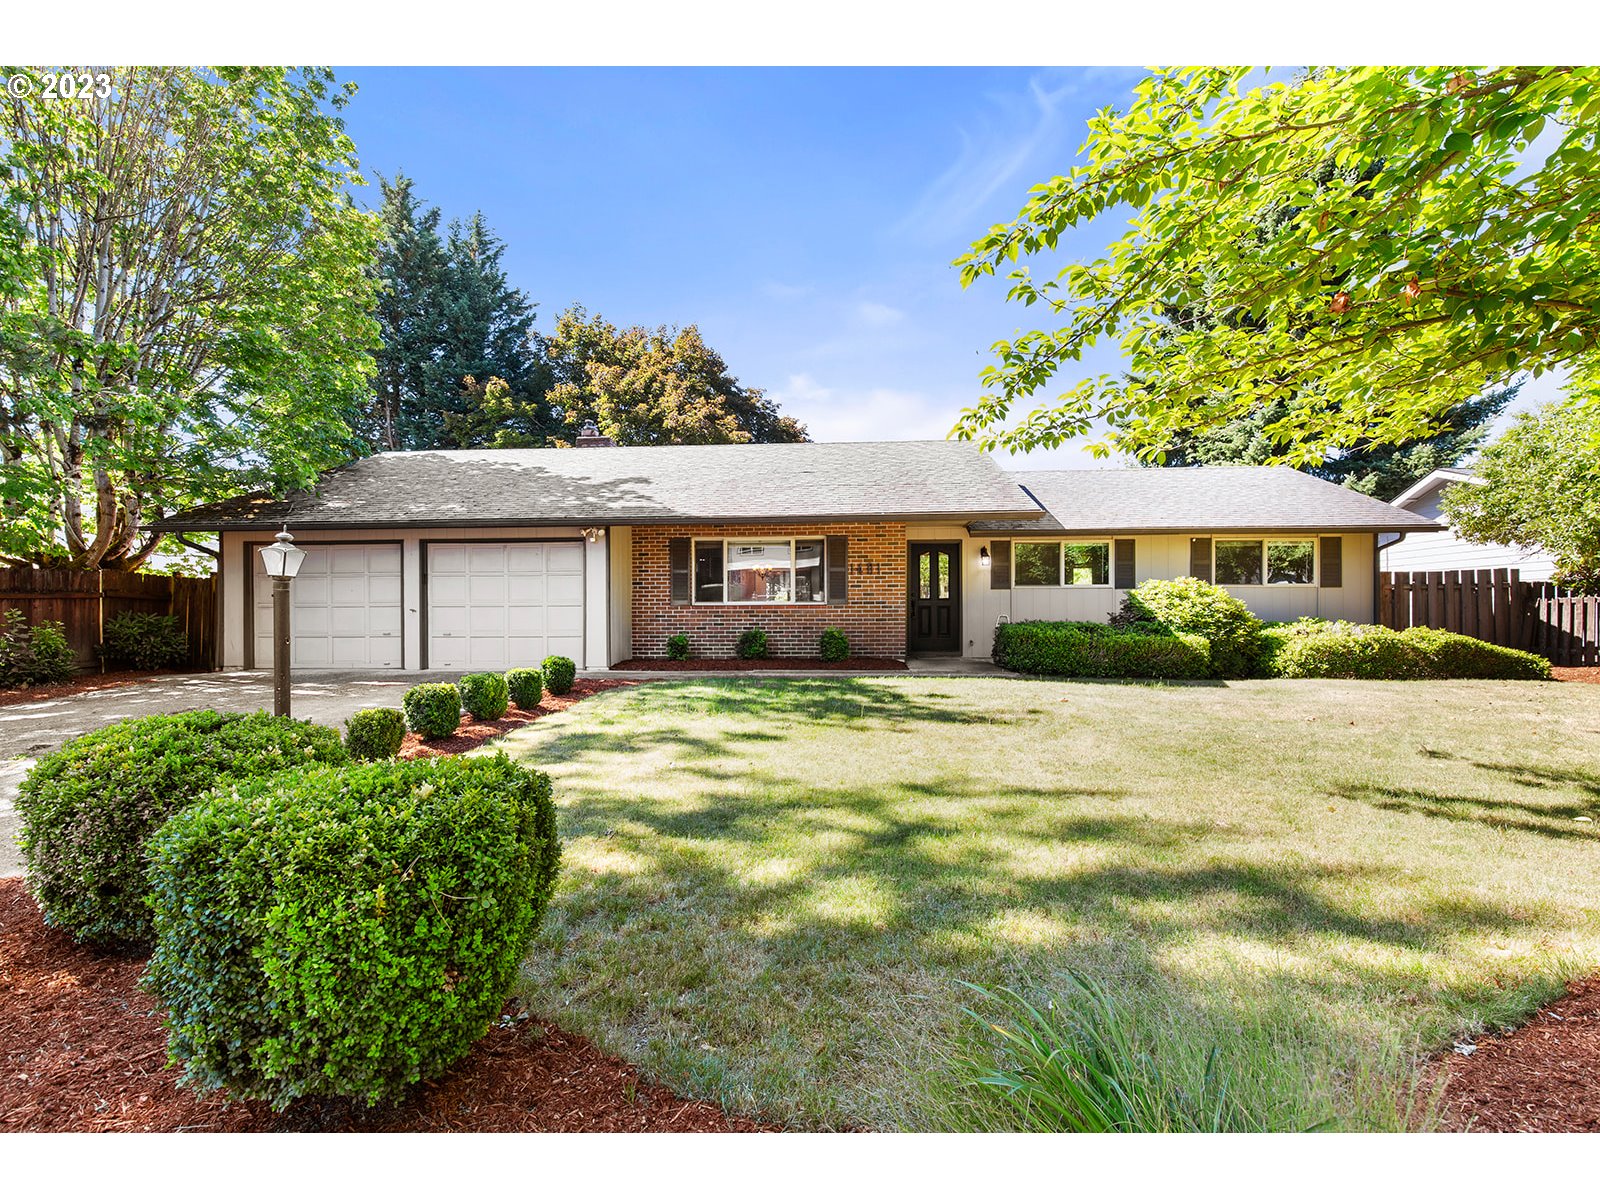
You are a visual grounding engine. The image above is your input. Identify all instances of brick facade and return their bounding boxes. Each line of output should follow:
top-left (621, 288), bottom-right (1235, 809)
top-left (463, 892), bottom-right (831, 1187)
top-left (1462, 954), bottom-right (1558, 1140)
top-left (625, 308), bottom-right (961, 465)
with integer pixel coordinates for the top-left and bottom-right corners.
top-left (628, 522), bottom-right (908, 660)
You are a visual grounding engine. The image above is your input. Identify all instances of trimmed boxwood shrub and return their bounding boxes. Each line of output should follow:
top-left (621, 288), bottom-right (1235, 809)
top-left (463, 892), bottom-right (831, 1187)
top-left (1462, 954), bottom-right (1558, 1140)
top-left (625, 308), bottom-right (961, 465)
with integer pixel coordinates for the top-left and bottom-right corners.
top-left (98, 611), bottom-right (189, 670)
top-left (458, 672), bottom-right (510, 721)
top-left (1111, 577), bottom-right (1264, 678)
top-left (666, 633), bottom-right (692, 661)
top-left (505, 667), bottom-right (544, 710)
top-left (344, 707), bottom-right (406, 760)
top-left (736, 627), bottom-right (769, 659)
top-left (143, 753), bottom-right (560, 1109)
top-left (994, 621), bottom-right (1211, 680)
top-left (819, 627), bottom-right (849, 662)
top-left (0, 608), bottom-right (76, 688)
top-left (14, 711), bottom-right (347, 943)
top-left (403, 682), bottom-right (461, 740)
top-left (540, 655), bottom-right (576, 696)
top-left (1263, 622), bottom-right (1552, 681)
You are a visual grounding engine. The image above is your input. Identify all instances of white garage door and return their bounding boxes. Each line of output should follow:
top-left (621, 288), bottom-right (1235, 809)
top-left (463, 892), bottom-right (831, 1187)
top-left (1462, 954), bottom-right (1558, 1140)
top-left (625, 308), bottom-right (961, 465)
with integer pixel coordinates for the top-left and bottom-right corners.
top-left (426, 541), bottom-right (584, 670)
top-left (253, 544), bottom-right (403, 669)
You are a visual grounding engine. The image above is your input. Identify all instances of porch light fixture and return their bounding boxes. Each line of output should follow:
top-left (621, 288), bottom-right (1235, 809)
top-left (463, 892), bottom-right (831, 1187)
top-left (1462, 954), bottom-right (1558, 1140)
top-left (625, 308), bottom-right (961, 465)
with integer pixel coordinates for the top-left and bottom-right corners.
top-left (978, 546), bottom-right (991, 569)
top-left (582, 526), bottom-right (605, 544)
top-left (257, 526), bottom-right (304, 719)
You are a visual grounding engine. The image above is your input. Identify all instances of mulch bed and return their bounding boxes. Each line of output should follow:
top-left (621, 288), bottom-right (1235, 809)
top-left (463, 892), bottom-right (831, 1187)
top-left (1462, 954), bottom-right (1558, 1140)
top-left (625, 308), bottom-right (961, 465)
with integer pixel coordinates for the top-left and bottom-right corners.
top-left (1552, 666), bottom-right (1600, 685)
top-left (611, 657), bottom-right (906, 672)
top-left (397, 678), bottom-right (641, 759)
top-left (1434, 975), bottom-right (1600, 1132)
top-left (0, 876), bottom-right (767, 1132)
top-left (0, 670), bottom-right (181, 709)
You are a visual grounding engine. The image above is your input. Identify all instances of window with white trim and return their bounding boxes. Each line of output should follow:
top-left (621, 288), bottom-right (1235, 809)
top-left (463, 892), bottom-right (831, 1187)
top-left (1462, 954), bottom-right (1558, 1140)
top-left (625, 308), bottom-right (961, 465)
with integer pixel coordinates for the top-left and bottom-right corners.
top-left (1012, 540), bottom-right (1111, 587)
top-left (693, 537), bottom-right (826, 604)
top-left (1214, 538), bottom-right (1317, 586)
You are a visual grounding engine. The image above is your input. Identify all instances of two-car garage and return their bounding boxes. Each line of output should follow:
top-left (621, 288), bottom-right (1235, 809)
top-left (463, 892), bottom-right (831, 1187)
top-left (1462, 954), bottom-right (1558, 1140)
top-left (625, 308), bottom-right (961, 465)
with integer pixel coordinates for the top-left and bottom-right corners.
top-left (249, 538), bottom-right (586, 670)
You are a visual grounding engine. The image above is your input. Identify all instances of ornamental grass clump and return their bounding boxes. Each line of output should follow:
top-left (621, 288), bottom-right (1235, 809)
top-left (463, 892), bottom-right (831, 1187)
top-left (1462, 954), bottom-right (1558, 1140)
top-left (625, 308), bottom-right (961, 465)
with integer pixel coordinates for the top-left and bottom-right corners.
top-left (540, 655), bottom-right (576, 696)
top-left (458, 672), bottom-right (510, 721)
top-left (144, 754), bottom-right (560, 1109)
top-left (15, 710), bottom-right (348, 943)
top-left (505, 667), bottom-right (544, 709)
top-left (403, 682), bottom-right (461, 740)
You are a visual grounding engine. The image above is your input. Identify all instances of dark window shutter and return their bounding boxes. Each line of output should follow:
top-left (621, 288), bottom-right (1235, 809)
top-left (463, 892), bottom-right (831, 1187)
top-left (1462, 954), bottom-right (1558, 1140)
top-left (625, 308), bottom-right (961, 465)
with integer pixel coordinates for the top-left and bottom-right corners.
top-left (1189, 537), bottom-right (1212, 583)
top-left (1320, 536), bottom-right (1343, 588)
top-left (669, 537), bottom-right (690, 605)
top-left (827, 535), bottom-right (848, 605)
top-left (1114, 539), bottom-right (1136, 589)
top-left (990, 540), bottom-right (1011, 589)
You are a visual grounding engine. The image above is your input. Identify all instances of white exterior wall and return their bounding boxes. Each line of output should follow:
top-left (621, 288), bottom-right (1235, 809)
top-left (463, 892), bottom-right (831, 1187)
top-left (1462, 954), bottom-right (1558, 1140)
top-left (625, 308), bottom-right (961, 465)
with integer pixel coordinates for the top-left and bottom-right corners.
top-left (1380, 483), bottom-right (1556, 580)
top-left (218, 525), bottom-right (602, 671)
top-left (906, 524), bottom-right (1378, 659)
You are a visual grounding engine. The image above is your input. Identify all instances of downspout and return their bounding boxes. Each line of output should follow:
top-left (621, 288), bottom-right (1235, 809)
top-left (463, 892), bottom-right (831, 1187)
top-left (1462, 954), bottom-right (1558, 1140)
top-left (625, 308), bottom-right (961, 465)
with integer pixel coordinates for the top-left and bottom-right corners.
top-left (1375, 532), bottom-right (1406, 624)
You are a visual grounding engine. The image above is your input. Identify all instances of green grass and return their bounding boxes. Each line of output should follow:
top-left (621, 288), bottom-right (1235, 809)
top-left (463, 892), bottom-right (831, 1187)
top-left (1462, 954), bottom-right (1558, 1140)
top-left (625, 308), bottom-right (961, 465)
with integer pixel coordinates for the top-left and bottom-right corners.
top-left (496, 676), bottom-right (1600, 1130)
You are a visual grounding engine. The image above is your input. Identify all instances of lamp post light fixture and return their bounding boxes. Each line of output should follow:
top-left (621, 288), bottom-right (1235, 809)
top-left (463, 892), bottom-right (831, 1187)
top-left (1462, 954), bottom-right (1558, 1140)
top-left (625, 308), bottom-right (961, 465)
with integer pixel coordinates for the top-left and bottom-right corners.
top-left (258, 526), bottom-right (306, 718)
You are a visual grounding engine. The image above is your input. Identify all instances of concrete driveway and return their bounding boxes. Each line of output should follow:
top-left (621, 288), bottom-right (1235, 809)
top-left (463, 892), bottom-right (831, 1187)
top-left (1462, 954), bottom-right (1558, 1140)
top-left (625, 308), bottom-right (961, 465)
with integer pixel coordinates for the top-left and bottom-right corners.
top-left (1, 670), bottom-right (463, 878)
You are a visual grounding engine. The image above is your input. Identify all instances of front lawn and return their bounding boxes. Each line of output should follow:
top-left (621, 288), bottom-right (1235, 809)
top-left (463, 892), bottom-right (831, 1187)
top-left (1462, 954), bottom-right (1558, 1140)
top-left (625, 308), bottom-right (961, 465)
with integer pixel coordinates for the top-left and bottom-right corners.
top-left (498, 676), bottom-right (1600, 1129)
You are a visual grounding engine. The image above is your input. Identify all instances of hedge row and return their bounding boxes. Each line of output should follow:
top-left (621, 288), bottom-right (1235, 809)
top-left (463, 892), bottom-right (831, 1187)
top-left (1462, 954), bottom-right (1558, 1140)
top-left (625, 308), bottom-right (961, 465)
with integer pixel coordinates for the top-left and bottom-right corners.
top-left (1261, 622), bottom-right (1551, 681)
top-left (994, 621), bottom-right (1212, 679)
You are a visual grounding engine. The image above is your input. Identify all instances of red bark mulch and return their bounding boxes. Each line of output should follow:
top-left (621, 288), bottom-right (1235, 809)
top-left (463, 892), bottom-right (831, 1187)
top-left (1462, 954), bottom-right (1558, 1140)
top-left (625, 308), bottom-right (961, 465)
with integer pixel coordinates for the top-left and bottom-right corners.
top-left (611, 657), bottom-right (906, 673)
top-left (0, 877), bottom-right (767, 1132)
top-left (1552, 666), bottom-right (1600, 685)
top-left (0, 670), bottom-right (182, 709)
top-left (396, 678), bottom-right (642, 759)
top-left (1434, 975), bottom-right (1600, 1132)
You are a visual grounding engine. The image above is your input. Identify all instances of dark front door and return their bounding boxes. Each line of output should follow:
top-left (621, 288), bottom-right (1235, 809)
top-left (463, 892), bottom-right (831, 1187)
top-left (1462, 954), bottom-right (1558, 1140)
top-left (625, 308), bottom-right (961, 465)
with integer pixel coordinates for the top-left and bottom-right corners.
top-left (908, 542), bottom-right (961, 654)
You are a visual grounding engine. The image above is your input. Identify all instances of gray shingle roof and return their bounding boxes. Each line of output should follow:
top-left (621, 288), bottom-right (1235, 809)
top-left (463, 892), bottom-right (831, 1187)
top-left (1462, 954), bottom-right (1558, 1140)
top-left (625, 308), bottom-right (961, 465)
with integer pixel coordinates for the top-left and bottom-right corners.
top-left (970, 467), bottom-right (1440, 534)
top-left (151, 440), bottom-right (1044, 531)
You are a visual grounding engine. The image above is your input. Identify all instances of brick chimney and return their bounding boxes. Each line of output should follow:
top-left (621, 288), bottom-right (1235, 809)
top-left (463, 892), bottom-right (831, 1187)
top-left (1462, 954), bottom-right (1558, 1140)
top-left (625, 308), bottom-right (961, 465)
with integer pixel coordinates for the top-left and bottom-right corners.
top-left (576, 420), bottom-right (616, 448)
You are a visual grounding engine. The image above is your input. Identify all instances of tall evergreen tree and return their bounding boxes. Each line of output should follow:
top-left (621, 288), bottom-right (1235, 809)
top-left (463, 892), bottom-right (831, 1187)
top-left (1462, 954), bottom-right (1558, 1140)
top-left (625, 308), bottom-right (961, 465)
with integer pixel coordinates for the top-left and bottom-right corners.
top-left (428, 213), bottom-right (550, 448)
top-left (367, 173), bottom-right (448, 451)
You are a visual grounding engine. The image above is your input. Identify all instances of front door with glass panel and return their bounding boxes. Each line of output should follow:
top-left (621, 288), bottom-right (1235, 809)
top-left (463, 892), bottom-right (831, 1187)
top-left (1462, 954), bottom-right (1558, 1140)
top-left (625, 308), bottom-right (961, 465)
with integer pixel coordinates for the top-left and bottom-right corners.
top-left (907, 542), bottom-right (961, 653)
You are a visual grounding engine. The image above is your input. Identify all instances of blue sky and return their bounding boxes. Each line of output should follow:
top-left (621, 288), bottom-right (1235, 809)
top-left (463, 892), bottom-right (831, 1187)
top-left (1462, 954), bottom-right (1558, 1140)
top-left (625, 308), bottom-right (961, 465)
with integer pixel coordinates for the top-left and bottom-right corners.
top-left (336, 65), bottom-right (1550, 468)
top-left (336, 66), bottom-right (1148, 467)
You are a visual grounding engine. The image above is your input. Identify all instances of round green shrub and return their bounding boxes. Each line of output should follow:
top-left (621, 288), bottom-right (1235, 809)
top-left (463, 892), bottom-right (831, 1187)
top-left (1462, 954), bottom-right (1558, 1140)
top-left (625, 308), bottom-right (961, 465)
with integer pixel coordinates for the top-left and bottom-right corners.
top-left (98, 611), bottom-right (189, 670)
top-left (458, 672), bottom-right (510, 721)
top-left (144, 753), bottom-right (560, 1109)
top-left (666, 633), bottom-right (692, 661)
top-left (403, 682), bottom-right (461, 739)
top-left (736, 627), bottom-right (769, 659)
top-left (818, 627), bottom-right (850, 662)
top-left (15, 711), bottom-right (347, 943)
top-left (540, 655), bottom-right (576, 696)
top-left (505, 667), bottom-right (544, 709)
top-left (344, 707), bottom-right (406, 760)
top-left (1113, 578), bottom-right (1264, 678)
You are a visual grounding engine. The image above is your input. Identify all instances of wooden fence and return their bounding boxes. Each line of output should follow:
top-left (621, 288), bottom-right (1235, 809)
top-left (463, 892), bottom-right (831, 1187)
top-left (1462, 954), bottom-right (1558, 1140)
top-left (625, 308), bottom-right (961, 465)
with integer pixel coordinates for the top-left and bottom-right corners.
top-left (1378, 569), bottom-right (1599, 667)
top-left (0, 567), bottom-right (217, 672)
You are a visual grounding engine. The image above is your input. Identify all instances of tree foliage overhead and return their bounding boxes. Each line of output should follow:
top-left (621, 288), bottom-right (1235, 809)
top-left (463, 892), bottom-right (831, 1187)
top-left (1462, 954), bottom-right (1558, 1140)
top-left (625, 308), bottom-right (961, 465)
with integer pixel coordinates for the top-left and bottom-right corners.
top-left (1442, 399), bottom-right (1600, 589)
top-left (538, 306), bottom-right (808, 446)
top-left (954, 67), bottom-right (1600, 461)
top-left (1153, 384), bottom-right (1517, 500)
top-left (0, 66), bottom-right (380, 570)
top-left (365, 181), bottom-right (547, 451)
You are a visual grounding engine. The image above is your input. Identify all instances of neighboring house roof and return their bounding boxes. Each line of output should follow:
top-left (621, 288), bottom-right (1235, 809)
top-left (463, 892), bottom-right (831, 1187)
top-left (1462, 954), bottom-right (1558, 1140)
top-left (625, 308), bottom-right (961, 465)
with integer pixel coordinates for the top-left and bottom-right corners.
top-left (1388, 466), bottom-right (1478, 511)
top-left (151, 440), bottom-right (1045, 531)
top-left (971, 467), bottom-right (1440, 534)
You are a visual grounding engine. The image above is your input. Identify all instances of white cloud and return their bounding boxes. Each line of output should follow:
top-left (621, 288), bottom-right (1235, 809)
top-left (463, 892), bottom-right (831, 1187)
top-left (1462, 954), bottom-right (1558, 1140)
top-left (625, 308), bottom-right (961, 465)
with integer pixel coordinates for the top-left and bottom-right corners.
top-left (759, 280), bottom-right (813, 301)
top-left (769, 372), bottom-right (952, 442)
top-left (853, 300), bottom-right (905, 327)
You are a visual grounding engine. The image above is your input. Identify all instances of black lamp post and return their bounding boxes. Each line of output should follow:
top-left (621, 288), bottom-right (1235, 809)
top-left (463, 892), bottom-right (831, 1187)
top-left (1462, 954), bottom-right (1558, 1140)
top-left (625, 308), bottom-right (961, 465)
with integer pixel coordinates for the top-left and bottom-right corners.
top-left (257, 526), bottom-right (306, 718)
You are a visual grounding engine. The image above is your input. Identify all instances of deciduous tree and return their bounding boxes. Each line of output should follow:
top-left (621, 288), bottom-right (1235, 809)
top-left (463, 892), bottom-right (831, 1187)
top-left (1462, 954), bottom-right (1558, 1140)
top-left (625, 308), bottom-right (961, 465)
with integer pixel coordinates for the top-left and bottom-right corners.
top-left (0, 66), bottom-right (379, 569)
top-left (954, 67), bottom-right (1600, 462)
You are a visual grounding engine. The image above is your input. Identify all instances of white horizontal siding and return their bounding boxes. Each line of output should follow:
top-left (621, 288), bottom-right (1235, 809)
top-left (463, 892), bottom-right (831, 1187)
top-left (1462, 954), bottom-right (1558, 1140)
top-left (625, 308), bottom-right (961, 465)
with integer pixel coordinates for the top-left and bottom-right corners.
top-left (1382, 482), bottom-right (1556, 580)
